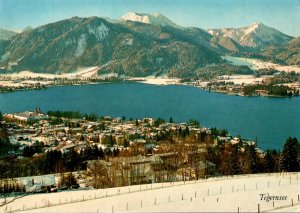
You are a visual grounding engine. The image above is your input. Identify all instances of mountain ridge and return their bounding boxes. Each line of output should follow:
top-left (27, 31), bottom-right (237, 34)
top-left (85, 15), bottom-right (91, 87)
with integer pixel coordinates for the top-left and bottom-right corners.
top-left (208, 22), bottom-right (293, 49)
top-left (0, 15), bottom-right (222, 76)
top-left (0, 13), bottom-right (298, 76)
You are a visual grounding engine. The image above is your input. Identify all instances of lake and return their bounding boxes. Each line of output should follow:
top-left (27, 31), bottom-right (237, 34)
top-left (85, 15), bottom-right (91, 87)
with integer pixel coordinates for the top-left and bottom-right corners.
top-left (1, 83), bottom-right (299, 150)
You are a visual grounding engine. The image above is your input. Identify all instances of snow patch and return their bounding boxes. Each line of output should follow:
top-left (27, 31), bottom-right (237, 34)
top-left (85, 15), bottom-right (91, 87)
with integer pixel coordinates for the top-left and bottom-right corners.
top-left (122, 37), bottom-right (133, 45)
top-left (65, 38), bottom-right (75, 46)
top-left (121, 12), bottom-right (150, 24)
top-left (88, 23), bottom-right (109, 40)
top-left (1, 51), bottom-right (10, 62)
top-left (207, 29), bottom-right (215, 35)
top-left (74, 34), bottom-right (87, 57)
top-left (120, 12), bottom-right (180, 28)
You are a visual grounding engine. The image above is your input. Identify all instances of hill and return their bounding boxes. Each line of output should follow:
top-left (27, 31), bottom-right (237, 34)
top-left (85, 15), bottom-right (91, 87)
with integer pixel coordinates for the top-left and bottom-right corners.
top-left (0, 14), bottom-right (298, 78)
top-left (208, 22), bottom-right (293, 50)
top-left (0, 16), bottom-right (221, 77)
top-left (260, 37), bottom-right (300, 65)
top-left (0, 173), bottom-right (299, 212)
top-left (0, 29), bottom-right (17, 40)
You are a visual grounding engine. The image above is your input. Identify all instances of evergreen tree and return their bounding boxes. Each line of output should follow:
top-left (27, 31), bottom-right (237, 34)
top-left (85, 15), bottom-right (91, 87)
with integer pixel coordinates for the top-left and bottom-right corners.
top-left (281, 137), bottom-right (299, 172)
top-left (0, 111), bottom-right (3, 121)
top-left (178, 126), bottom-right (182, 136)
top-left (230, 145), bottom-right (240, 175)
top-left (243, 145), bottom-right (258, 174)
top-left (169, 117), bottom-right (173, 123)
top-left (264, 150), bottom-right (275, 173)
top-left (98, 147), bottom-right (105, 159)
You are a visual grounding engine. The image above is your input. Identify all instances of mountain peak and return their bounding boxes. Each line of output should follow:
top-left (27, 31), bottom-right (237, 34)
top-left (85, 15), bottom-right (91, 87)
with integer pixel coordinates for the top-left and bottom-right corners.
top-left (208, 22), bottom-right (292, 49)
top-left (120, 12), bottom-right (180, 28)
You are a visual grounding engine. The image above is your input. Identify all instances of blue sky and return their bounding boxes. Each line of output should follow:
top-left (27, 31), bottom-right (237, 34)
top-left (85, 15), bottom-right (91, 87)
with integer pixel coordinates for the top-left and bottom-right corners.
top-left (0, 0), bottom-right (299, 36)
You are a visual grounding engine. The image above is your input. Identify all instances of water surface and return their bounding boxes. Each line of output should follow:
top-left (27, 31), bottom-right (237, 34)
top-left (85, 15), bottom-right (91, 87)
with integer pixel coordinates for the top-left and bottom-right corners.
top-left (1, 83), bottom-right (299, 150)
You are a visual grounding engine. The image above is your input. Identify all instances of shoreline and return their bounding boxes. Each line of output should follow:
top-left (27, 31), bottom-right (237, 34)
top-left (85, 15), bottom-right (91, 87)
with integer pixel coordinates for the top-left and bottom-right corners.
top-left (1, 78), bottom-right (298, 99)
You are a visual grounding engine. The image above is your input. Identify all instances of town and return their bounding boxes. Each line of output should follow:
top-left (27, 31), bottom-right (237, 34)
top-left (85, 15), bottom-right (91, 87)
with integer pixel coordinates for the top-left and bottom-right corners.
top-left (1, 108), bottom-right (297, 197)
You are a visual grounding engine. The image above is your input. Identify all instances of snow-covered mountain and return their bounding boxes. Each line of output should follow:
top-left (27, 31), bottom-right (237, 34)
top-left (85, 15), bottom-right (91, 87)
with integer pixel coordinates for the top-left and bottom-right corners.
top-left (0, 16), bottom-right (220, 76)
top-left (120, 12), bottom-right (181, 28)
top-left (208, 22), bottom-right (293, 49)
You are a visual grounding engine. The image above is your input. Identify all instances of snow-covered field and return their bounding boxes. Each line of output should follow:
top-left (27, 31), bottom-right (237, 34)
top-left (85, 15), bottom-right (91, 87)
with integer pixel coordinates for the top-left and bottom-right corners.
top-left (1, 172), bottom-right (299, 213)
top-left (224, 56), bottom-right (300, 73)
top-left (128, 77), bottom-right (181, 85)
top-left (1, 67), bottom-right (100, 80)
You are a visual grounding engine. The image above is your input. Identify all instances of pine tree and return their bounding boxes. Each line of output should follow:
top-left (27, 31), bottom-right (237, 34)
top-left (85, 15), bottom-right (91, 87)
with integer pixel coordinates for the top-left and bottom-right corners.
top-left (230, 145), bottom-right (240, 175)
top-left (264, 150), bottom-right (275, 173)
top-left (281, 137), bottom-right (299, 172)
top-left (243, 145), bottom-right (258, 174)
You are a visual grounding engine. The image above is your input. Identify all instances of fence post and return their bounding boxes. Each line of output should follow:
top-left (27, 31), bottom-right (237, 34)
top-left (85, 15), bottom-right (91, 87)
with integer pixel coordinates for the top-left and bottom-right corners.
top-left (195, 191), bottom-right (197, 198)
top-left (140, 200), bottom-right (142, 208)
top-left (112, 205), bottom-right (114, 213)
top-left (182, 193), bottom-right (184, 200)
top-left (273, 201), bottom-right (274, 208)
top-left (244, 184), bottom-right (245, 191)
top-left (154, 197), bottom-right (156, 205)
top-left (292, 199), bottom-right (293, 206)
top-left (298, 194), bottom-right (299, 202)
top-left (238, 206), bottom-right (239, 213)
top-left (217, 198), bottom-right (219, 203)
top-left (258, 203), bottom-right (260, 213)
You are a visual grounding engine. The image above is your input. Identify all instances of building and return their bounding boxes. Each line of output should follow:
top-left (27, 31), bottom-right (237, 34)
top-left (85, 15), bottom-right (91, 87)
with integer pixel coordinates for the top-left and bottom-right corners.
top-left (4, 108), bottom-right (48, 124)
top-left (18, 174), bottom-right (56, 192)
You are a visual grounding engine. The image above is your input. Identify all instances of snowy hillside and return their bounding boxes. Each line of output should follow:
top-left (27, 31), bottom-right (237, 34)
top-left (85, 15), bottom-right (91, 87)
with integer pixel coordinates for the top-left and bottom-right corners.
top-left (1, 172), bottom-right (299, 212)
top-left (120, 12), bottom-right (181, 28)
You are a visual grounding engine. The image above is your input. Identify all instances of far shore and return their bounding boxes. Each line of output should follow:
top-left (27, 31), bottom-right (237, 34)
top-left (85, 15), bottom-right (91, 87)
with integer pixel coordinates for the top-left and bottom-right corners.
top-left (1, 56), bottom-right (300, 97)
